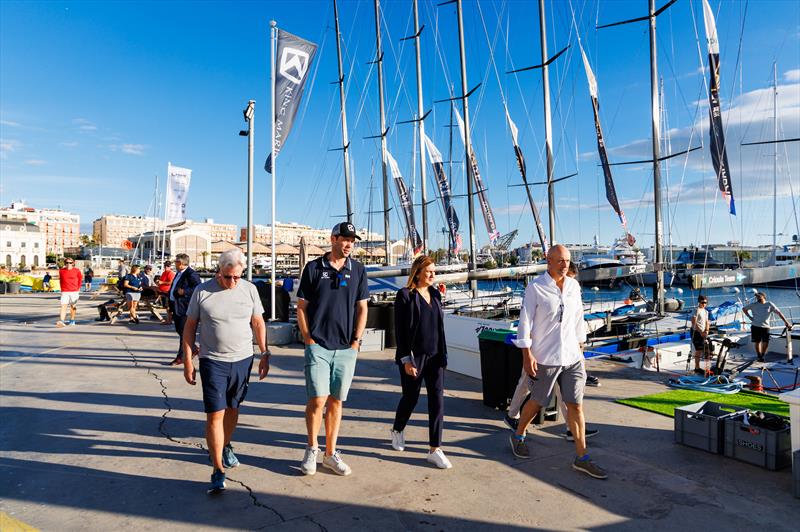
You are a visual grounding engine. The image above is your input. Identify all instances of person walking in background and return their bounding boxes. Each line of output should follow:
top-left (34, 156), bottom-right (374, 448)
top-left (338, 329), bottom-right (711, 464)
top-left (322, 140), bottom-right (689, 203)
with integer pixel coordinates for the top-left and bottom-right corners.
top-left (56, 259), bottom-right (82, 328)
top-left (509, 245), bottom-right (607, 480)
top-left (691, 295), bottom-right (710, 374)
top-left (296, 222), bottom-right (369, 477)
top-left (390, 255), bottom-right (452, 470)
top-left (42, 271), bottom-right (52, 292)
top-left (83, 266), bottom-right (93, 292)
top-left (139, 265), bottom-right (155, 288)
top-left (181, 248), bottom-right (270, 494)
top-left (158, 260), bottom-right (175, 325)
top-left (123, 264), bottom-right (144, 324)
top-left (117, 259), bottom-right (129, 281)
top-left (168, 254), bottom-right (201, 366)
top-left (744, 291), bottom-right (793, 362)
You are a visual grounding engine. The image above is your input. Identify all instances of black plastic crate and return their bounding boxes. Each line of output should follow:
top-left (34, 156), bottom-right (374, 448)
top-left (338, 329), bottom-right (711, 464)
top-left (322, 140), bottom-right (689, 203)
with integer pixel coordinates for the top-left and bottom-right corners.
top-left (724, 416), bottom-right (791, 471)
top-left (674, 401), bottom-right (746, 454)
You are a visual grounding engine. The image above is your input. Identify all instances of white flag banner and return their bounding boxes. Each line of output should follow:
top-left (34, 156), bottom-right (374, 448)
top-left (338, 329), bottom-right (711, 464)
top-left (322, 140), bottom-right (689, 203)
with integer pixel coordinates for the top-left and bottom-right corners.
top-left (165, 163), bottom-right (192, 225)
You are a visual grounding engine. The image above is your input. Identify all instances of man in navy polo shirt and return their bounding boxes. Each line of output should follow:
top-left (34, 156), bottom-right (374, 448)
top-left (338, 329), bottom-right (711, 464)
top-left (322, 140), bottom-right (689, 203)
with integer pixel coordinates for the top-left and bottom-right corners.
top-left (297, 222), bottom-right (369, 476)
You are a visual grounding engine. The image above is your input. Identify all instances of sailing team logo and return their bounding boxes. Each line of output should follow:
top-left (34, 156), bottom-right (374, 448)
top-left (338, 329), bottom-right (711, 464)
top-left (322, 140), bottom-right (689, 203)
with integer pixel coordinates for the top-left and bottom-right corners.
top-left (279, 47), bottom-right (310, 84)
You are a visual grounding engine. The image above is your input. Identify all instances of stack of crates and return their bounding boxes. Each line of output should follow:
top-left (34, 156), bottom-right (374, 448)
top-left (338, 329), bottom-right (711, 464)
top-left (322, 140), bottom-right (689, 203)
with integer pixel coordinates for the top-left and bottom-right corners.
top-left (724, 413), bottom-right (791, 471)
top-left (674, 401), bottom-right (745, 454)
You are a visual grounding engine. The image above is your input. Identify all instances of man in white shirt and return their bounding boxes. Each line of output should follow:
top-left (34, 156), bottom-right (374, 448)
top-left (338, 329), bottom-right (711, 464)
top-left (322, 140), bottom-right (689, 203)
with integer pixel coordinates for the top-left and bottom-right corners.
top-left (509, 245), bottom-right (607, 480)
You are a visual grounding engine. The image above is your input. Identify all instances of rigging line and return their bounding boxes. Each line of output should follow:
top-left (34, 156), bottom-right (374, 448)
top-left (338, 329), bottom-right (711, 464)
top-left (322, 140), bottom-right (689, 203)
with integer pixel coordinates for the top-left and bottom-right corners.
top-left (778, 119), bottom-right (800, 239)
top-left (381, 5), bottom-right (416, 130)
top-left (495, 2), bottom-right (547, 176)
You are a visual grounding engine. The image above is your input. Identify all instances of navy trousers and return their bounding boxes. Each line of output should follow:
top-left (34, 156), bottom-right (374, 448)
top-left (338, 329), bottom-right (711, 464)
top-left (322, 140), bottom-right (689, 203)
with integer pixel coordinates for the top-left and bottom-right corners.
top-left (392, 354), bottom-right (445, 447)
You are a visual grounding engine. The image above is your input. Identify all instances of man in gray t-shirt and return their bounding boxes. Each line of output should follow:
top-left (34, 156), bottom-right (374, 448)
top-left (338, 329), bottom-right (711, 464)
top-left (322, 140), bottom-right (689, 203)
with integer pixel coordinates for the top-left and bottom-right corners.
top-left (181, 249), bottom-right (270, 494)
top-left (743, 292), bottom-right (792, 362)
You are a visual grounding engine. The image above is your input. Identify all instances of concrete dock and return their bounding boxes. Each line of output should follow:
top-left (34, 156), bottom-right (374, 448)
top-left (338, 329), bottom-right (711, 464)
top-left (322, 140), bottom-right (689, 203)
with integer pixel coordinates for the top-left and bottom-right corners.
top-left (1, 293), bottom-right (798, 531)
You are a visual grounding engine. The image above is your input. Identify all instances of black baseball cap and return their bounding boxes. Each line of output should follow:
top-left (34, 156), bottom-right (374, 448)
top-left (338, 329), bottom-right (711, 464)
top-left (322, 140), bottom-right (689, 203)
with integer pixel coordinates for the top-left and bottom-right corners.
top-left (698, 295), bottom-right (708, 303)
top-left (332, 222), bottom-right (361, 240)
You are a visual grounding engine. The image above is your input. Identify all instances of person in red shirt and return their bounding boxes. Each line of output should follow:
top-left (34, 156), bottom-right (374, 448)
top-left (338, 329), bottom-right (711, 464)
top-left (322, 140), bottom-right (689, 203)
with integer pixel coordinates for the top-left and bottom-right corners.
top-left (157, 260), bottom-right (176, 325)
top-left (57, 259), bottom-right (83, 327)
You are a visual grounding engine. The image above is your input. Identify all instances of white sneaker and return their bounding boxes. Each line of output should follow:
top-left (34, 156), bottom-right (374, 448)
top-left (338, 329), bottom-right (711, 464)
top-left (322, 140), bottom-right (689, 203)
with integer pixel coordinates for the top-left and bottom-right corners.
top-left (300, 447), bottom-right (319, 476)
top-left (427, 448), bottom-right (453, 469)
top-left (390, 429), bottom-right (405, 451)
top-left (322, 450), bottom-right (352, 476)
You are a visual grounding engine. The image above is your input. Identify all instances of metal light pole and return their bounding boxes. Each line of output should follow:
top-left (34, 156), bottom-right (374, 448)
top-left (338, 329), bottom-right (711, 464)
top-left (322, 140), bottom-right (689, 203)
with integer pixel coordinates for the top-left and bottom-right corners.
top-left (240, 100), bottom-right (255, 281)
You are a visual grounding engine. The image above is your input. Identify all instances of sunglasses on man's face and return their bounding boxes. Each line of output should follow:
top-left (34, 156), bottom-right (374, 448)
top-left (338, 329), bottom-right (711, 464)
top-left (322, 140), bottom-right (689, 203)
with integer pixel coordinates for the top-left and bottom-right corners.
top-left (221, 275), bottom-right (241, 281)
top-left (557, 301), bottom-right (564, 323)
top-left (331, 272), bottom-right (348, 289)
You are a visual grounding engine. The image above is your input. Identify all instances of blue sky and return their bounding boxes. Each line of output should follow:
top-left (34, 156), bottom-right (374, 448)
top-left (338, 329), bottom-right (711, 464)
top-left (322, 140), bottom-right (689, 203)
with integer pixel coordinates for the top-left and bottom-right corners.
top-left (1, 0), bottom-right (798, 250)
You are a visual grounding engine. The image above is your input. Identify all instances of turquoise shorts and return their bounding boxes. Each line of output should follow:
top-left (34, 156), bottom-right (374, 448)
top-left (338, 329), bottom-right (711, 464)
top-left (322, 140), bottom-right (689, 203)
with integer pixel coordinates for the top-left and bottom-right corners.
top-left (304, 343), bottom-right (358, 401)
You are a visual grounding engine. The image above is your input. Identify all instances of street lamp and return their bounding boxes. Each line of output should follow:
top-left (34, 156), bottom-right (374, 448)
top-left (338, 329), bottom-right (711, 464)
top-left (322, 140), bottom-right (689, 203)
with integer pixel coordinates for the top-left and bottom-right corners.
top-left (241, 100), bottom-right (255, 281)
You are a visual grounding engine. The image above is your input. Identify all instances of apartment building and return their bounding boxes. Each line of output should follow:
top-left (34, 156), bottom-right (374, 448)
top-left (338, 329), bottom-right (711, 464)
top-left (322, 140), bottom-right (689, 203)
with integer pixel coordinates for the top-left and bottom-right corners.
top-left (92, 214), bottom-right (165, 248)
top-left (241, 222), bottom-right (382, 247)
top-left (0, 201), bottom-right (80, 255)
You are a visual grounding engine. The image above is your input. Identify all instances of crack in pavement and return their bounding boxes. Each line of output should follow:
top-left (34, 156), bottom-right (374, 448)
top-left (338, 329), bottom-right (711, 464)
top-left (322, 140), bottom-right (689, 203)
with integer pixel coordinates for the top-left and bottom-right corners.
top-left (117, 337), bottom-right (287, 523)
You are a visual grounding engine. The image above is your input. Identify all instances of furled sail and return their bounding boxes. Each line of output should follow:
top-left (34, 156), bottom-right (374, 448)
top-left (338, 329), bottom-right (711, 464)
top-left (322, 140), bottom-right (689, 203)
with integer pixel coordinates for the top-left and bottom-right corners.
top-left (423, 133), bottom-right (462, 254)
top-left (453, 107), bottom-right (501, 245)
top-left (504, 109), bottom-right (549, 254)
top-left (579, 43), bottom-right (635, 245)
top-left (385, 149), bottom-right (424, 256)
top-left (702, 0), bottom-right (736, 215)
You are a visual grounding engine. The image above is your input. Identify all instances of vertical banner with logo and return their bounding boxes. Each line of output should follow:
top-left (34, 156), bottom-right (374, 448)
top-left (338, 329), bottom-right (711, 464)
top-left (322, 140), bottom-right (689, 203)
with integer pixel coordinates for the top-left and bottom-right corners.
top-left (702, 0), bottom-right (735, 215)
top-left (385, 150), bottom-right (423, 256)
top-left (265, 29), bottom-right (318, 173)
top-left (165, 163), bottom-right (192, 225)
top-left (423, 133), bottom-right (462, 254)
top-left (579, 44), bottom-right (635, 245)
top-left (452, 107), bottom-right (500, 245)
top-left (505, 109), bottom-right (549, 255)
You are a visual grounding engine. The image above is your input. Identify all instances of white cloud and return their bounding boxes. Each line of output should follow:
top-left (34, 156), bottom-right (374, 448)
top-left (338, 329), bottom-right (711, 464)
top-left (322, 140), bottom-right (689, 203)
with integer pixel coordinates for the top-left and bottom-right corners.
top-left (73, 118), bottom-right (97, 131)
top-left (0, 138), bottom-right (21, 159)
top-left (121, 143), bottom-right (146, 155)
top-left (784, 69), bottom-right (800, 82)
top-left (604, 82), bottom-right (800, 177)
top-left (0, 119), bottom-right (21, 127)
top-left (24, 159), bottom-right (46, 166)
top-left (60, 141), bottom-right (79, 148)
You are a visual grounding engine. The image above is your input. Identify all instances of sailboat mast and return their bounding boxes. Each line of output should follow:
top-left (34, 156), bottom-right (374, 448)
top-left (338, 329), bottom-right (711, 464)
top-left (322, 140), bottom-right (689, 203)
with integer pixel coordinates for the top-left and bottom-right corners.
top-left (455, 0), bottom-right (477, 297)
top-left (648, 0), bottom-right (665, 314)
top-left (412, 0), bottom-right (428, 252)
top-left (448, 100), bottom-right (455, 263)
top-left (333, 0), bottom-right (353, 224)
top-left (538, 0), bottom-right (556, 245)
top-left (373, 0), bottom-right (391, 264)
top-left (773, 62), bottom-right (778, 264)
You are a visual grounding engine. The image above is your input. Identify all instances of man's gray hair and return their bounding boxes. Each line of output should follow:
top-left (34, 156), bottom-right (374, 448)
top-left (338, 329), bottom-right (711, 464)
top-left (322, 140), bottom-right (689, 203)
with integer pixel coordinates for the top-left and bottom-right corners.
top-left (175, 253), bottom-right (190, 264)
top-left (218, 248), bottom-right (247, 270)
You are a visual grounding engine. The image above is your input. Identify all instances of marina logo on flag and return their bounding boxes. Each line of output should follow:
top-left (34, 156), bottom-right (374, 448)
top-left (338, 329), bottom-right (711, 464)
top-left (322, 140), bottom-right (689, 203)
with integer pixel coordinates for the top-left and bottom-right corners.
top-left (279, 47), bottom-right (311, 84)
top-left (265, 28), bottom-right (318, 174)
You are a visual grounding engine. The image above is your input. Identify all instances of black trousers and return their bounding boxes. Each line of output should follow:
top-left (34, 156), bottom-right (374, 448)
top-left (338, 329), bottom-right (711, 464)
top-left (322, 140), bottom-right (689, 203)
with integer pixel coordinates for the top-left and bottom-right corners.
top-left (173, 312), bottom-right (187, 360)
top-left (392, 354), bottom-right (445, 447)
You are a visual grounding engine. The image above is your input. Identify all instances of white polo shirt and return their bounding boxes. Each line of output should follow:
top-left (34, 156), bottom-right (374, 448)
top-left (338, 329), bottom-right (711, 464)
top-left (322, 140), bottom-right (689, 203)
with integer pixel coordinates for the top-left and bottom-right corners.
top-left (513, 272), bottom-right (586, 367)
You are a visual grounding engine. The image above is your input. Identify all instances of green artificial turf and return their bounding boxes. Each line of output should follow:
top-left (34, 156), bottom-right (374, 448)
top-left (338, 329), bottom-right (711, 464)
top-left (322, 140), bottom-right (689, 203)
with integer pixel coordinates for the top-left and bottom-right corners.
top-left (616, 389), bottom-right (789, 418)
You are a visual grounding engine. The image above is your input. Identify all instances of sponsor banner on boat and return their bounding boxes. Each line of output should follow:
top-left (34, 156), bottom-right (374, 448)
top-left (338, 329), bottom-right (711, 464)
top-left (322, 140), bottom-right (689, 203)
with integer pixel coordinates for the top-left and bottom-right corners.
top-left (385, 149), bottom-right (423, 256)
top-left (453, 107), bottom-right (500, 245)
top-left (423, 133), bottom-right (462, 254)
top-left (579, 44), bottom-right (633, 244)
top-left (702, 0), bottom-right (736, 215)
top-left (165, 163), bottom-right (191, 225)
top-left (265, 28), bottom-right (318, 174)
top-left (505, 109), bottom-right (548, 254)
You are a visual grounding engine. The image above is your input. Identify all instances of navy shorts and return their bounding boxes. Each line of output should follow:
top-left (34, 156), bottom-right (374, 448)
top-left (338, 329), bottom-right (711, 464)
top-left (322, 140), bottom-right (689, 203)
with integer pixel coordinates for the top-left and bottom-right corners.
top-left (751, 326), bottom-right (770, 344)
top-left (691, 330), bottom-right (706, 351)
top-left (199, 357), bottom-right (253, 413)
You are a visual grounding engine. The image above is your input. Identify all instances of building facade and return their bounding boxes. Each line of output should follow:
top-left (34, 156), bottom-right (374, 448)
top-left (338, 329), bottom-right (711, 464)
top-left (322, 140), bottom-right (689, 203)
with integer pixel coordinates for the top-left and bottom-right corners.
top-left (0, 220), bottom-right (46, 269)
top-left (92, 215), bottom-right (165, 248)
top-left (241, 222), bottom-right (382, 247)
top-left (0, 201), bottom-right (80, 255)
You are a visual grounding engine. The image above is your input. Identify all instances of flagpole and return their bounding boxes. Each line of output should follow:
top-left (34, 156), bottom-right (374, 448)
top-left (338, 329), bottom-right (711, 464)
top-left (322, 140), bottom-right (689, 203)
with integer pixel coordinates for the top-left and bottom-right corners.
top-left (270, 21), bottom-right (277, 321)
top-left (160, 162), bottom-right (170, 263)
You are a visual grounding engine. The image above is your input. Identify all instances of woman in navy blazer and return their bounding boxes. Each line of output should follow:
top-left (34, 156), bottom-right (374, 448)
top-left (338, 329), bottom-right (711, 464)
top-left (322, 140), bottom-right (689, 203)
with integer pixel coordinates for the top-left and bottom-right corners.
top-left (390, 255), bottom-right (452, 469)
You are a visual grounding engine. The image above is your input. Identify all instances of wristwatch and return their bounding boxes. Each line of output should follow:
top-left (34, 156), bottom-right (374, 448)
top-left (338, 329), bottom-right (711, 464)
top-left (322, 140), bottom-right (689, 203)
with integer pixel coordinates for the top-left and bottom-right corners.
top-left (259, 350), bottom-right (271, 358)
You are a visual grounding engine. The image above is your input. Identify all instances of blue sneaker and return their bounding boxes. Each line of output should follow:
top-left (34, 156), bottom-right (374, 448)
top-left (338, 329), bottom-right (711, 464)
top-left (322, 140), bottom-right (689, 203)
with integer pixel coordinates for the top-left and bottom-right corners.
top-left (68, 321), bottom-right (76, 326)
top-left (208, 469), bottom-right (226, 494)
top-left (222, 444), bottom-right (239, 469)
